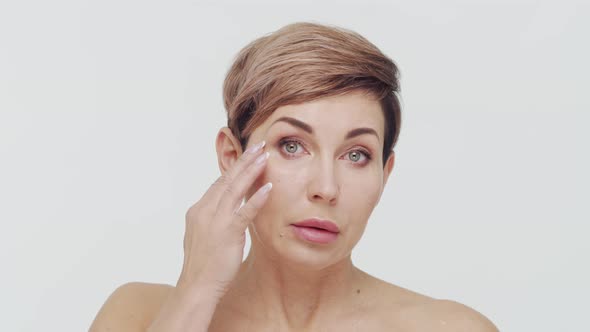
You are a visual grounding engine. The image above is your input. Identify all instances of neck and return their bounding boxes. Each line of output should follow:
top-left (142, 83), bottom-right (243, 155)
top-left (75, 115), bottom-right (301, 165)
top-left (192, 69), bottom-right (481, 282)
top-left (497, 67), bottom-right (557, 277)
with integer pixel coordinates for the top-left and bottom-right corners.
top-left (218, 240), bottom-right (365, 330)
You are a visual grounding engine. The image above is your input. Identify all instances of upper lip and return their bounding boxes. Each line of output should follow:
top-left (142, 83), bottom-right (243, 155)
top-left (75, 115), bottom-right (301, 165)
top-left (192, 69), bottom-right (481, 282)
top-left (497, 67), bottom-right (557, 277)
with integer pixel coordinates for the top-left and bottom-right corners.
top-left (291, 218), bottom-right (340, 233)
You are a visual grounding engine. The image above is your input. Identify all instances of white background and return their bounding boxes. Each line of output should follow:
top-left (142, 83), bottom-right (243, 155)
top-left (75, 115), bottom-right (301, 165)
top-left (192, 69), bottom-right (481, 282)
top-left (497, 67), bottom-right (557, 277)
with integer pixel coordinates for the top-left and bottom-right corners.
top-left (1, 1), bottom-right (588, 331)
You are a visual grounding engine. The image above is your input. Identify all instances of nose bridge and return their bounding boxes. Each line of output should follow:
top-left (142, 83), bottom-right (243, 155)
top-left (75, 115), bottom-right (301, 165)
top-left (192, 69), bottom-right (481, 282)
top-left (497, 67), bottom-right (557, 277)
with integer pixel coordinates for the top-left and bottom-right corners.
top-left (307, 151), bottom-right (340, 203)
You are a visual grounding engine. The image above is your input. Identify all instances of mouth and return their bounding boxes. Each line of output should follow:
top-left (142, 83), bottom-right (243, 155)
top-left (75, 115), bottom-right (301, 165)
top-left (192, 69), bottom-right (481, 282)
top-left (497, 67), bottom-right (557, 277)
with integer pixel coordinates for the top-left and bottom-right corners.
top-left (290, 218), bottom-right (340, 244)
top-left (290, 218), bottom-right (340, 233)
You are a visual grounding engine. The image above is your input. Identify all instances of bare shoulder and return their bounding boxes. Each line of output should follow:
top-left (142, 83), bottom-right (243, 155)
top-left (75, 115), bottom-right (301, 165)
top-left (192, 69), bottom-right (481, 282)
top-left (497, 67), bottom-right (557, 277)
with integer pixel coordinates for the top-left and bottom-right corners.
top-left (361, 274), bottom-right (498, 332)
top-left (89, 281), bottom-right (174, 332)
top-left (398, 298), bottom-right (499, 332)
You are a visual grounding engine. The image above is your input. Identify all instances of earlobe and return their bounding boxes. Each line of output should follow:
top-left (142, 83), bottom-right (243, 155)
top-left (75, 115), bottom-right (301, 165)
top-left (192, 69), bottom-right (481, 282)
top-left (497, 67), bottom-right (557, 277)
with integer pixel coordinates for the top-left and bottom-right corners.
top-left (215, 127), bottom-right (243, 175)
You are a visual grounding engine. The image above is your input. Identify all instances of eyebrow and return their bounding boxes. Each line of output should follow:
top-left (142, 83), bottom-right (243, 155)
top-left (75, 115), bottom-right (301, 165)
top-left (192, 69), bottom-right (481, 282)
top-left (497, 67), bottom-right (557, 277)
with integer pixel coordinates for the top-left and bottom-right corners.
top-left (270, 116), bottom-right (380, 141)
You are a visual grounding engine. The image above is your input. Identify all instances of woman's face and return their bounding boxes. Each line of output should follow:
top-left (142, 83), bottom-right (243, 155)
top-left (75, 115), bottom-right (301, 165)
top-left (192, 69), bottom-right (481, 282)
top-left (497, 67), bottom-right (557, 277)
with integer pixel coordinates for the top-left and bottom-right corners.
top-left (244, 90), bottom-right (394, 268)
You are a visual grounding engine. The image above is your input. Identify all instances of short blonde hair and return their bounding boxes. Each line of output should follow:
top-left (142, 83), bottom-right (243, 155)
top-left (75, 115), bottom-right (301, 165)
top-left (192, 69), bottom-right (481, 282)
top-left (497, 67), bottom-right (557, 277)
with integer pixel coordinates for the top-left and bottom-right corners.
top-left (223, 22), bottom-right (401, 166)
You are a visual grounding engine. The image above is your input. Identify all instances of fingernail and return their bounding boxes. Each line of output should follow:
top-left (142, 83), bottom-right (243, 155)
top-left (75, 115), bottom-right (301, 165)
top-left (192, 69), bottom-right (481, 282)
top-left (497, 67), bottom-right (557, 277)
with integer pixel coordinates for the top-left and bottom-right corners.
top-left (246, 141), bottom-right (266, 154)
top-left (255, 151), bottom-right (269, 164)
top-left (261, 182), bottom-right (273, 194)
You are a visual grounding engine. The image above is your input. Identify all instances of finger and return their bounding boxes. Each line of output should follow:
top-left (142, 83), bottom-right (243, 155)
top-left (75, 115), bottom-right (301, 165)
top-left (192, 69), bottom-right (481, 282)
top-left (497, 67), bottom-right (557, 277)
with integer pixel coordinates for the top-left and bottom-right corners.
top-left (231, 182), bottom-right (273, 232)
top-left (201, 140), bottom-right (266, 209)
top-left (216, 151), bottom-right (269, 215)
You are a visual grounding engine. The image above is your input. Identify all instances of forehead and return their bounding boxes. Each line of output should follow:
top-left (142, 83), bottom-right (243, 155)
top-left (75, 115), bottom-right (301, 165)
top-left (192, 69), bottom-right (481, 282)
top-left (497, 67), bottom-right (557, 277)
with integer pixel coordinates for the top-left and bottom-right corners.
top-left (257, 91), bottom-right (385, 137)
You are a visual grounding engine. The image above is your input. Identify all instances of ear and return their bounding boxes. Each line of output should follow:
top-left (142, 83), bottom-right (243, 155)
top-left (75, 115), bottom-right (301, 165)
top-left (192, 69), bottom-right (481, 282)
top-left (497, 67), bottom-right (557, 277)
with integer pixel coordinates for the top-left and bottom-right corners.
top-left (382, 151), bottom-right (395, 187)
top-left (215, 127), bottom-right (244, 176)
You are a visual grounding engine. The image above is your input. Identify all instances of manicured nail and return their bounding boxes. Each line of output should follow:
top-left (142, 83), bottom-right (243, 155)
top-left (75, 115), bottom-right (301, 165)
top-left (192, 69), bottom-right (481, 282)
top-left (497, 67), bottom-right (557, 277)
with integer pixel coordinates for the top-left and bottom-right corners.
top-left (246, 140), bottom-right (266, 154)
top-left (255, 151), bottom-right (269, 164)
top-left (261, 182), bottom-right (273, 194)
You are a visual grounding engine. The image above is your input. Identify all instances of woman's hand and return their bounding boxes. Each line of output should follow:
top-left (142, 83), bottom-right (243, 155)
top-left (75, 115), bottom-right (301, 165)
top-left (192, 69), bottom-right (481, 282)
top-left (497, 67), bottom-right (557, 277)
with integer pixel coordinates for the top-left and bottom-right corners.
top-left (95, 142), bottom-right (272, 332)
top-left (177, 140), bottom-right (271, 299)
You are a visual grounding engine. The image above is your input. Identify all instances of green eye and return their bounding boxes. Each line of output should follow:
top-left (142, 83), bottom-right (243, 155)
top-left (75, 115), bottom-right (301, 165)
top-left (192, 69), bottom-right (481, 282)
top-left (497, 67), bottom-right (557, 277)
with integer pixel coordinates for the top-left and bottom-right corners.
top-left (349, 151), bottom-right (361, 162)
top-left (284, 141), bottom-right (298, 153)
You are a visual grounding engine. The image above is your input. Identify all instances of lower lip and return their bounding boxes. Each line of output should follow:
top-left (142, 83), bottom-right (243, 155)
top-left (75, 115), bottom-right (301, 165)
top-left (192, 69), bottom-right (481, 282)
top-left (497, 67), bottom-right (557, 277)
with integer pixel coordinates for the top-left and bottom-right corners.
top-left (290, 225), bottom-right (339, 244)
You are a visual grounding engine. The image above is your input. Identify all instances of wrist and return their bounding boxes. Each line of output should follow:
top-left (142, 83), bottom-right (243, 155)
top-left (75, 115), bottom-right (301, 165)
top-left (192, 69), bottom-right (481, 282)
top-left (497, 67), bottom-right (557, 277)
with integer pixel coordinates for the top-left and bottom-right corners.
top-left (173, 282), bottom-right (222, 307)
top-left (176, 275), bottom-right (229, 302)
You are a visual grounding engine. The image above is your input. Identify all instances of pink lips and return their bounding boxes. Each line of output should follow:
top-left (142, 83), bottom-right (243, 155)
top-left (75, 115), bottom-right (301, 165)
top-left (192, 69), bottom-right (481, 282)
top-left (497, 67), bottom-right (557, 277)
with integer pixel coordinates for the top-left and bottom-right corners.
top-left (290, 218), bottom-right (340, 244)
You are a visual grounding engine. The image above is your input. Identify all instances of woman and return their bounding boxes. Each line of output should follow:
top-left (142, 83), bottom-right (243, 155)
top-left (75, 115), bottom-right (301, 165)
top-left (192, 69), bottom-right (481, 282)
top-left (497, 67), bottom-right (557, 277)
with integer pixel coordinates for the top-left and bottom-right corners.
top-left (90, 22), bottom-right (498, 331)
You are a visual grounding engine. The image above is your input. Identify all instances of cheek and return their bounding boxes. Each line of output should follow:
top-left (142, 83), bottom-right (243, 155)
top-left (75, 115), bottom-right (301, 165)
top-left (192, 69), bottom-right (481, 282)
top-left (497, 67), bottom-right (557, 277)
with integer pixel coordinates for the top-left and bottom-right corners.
top-left (255, 151), bottom-right (306, 190)
top-left (247, 157), bottom-right (299, 235)
top-left (261, 154), bottom-right (307, 204)
top-left (247, 153), bottom-right (301, 212)
top-left (344, 172), bottom-right (382, 213)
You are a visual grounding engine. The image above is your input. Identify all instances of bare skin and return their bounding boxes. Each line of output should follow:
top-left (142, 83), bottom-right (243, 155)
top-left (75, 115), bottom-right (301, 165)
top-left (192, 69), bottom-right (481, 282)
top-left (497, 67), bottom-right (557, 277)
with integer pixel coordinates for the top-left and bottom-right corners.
top-left (90, 277), bottom-right (497, 331)
top-left (90, 91), bottom-right (499, 332)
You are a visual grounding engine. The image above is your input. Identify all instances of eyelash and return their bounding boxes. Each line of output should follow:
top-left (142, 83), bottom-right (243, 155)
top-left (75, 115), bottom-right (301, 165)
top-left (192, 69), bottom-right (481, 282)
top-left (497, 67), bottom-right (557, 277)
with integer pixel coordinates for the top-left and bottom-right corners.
top-left (277, 137), bottom-right (373, 165)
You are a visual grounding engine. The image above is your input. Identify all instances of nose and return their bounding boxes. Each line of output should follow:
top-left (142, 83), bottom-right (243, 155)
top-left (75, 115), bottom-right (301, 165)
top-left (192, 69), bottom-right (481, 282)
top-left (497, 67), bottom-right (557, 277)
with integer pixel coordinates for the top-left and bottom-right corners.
top-left (307, 156), bottom-right (340, 205)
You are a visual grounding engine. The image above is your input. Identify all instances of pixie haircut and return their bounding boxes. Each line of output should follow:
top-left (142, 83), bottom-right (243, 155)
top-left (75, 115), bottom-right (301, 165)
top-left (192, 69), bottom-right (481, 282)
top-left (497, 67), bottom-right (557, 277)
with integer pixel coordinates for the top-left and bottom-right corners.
top-left (223, 22), bottom-right (402, 167)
